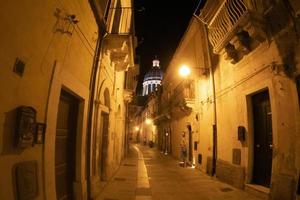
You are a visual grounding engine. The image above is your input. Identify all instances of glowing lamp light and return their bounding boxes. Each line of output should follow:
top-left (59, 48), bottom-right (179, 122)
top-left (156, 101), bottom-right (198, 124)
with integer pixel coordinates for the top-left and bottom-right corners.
top-left (135, 126), bottom-right (139, 131)
top-left (146, 118), bottom-right (152, 125)
top-left (179, 65), bottom-right (191, 77)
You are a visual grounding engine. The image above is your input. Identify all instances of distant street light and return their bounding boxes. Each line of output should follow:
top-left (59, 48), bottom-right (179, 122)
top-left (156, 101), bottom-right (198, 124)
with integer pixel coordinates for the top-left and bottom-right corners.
top-left (179, 65), bottom-right (191, 77)
top-left (145, 118), bottom-right (152, 125)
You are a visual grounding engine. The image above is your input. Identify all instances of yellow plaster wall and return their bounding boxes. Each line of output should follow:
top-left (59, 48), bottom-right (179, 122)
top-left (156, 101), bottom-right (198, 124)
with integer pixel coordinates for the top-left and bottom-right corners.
top-left (0, 0), bottom-right (97, 199)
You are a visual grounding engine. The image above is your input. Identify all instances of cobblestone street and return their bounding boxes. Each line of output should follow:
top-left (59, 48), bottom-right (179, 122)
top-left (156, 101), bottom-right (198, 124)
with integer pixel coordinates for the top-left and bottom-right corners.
top-left (96, 144), bottom-right (263, 200)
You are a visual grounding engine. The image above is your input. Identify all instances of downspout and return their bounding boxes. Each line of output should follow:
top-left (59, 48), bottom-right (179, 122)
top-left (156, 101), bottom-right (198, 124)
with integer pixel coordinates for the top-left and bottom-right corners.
top-left (87, 1), bottom-right (107, 199)
top-left (86, 29), bottom-right (103, 199)
top-left (193, 14), bottom-right (218, 176)
top-left (125, 102), bottom-right (129, 155)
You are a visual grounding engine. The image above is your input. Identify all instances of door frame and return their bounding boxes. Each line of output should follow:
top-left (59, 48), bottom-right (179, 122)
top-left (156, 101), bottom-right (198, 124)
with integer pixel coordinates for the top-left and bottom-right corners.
top-left (44, 66), bottom-right (89, 200)
top-left (250, 89), bottom-right (273, 186)
top-left (245, 86), bottom-right (276, 187)
top-left (187, 124), bottom-right (193, 163)
top-left (55, 89), bottom-right (79, 200)
top-left (100, 111), bottom-right (109, 181)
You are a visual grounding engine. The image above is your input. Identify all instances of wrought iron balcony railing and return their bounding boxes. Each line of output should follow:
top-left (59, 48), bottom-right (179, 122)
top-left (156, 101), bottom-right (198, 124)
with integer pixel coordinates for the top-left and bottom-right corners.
top-left (103, 5), bottom-right (136, 72)
top-left (106, 6), bottom-right (133, 35)
top-left (198, 0), bottom-right (264, 53)
top-left (124, 64), bottom-right (139, 91)
top-left (173, 80), bottom-right (195, 101)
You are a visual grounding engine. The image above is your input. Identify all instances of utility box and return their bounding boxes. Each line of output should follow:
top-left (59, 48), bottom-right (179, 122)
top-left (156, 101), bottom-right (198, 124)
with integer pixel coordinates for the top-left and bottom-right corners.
top-left (238, 126), bottom-right (246, 141)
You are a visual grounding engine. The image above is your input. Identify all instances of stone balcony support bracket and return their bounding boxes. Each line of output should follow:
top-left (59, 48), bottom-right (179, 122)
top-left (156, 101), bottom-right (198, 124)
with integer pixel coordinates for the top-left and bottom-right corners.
top-left (202, 0), bottom-right (269, 59)
top-left (103, 35), bottom-right (134, 72)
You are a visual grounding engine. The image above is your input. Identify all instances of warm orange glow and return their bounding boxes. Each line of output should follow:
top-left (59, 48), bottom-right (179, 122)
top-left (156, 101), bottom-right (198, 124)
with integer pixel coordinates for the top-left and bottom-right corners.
top-left (179, 65), bottom-right (191, 77)
top-left (146, 118), bottom-right (152, 124)
top-left (135, 126), bottom-right (139, 131)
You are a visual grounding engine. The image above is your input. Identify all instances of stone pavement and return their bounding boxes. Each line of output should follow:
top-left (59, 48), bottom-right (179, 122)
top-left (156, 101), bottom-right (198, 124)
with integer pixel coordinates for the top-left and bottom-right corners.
top-left (96, 144), bottom-right (263, 200)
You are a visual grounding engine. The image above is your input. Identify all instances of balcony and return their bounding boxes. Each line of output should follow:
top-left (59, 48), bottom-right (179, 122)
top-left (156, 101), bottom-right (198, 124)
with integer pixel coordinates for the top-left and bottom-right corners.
top-left (103, 5), bottom-right (136, 71)
top-left (123, 64), bottom-right (139, 102)
top-left (165, 80), bottom-right (195, 119)
top-left (198, 0), bottom-right (269, 62)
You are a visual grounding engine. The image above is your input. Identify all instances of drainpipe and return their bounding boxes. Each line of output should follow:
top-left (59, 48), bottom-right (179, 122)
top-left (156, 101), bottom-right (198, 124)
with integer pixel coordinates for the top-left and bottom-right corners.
top-left (86, 29), bottom-right (104, 199)
top-left (193, 15), bottom-right (218, 176)
top-left (125, 101), bottom-right (129, 155)
top-left (87, 1), bottom-right (108, 199)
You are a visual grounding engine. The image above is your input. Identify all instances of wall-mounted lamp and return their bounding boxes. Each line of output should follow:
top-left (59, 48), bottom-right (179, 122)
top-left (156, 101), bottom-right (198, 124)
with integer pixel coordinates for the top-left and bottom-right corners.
top-left (179, 65), bottom-right (191, 77)
top-left (179, 65), bottom-right (209, 77)
top-left (145, 118), bottom-right (152, 125)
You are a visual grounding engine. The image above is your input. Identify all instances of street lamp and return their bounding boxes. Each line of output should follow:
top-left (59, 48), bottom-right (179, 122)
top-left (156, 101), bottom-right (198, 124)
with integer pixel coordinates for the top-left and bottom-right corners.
top-left (145, 118), bottom-right (152, 125)
top-left (179, 64), bottom-right (191, 77)
top-left (179, 64), bottom-right (209, 77)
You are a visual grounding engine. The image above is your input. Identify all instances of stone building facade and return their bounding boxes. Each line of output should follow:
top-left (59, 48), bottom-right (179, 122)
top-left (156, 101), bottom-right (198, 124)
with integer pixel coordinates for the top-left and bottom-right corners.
top-left (0, 0), bottom-right (137, 199)
top-left (155, 0), bottom-right (300, 199)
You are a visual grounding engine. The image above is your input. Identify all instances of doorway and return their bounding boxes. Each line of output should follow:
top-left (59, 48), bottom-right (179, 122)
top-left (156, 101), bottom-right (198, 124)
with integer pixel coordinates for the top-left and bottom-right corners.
top-left (187, 125), bottom-right (193, 162)
top-left (100, 112), bottom-right (109, 181)
top-left (251, 90), bottom-right (273, 187)
top-left (296, 75), bottom-right (300, 107)
top-left (55, 90), bottom-right (79, 200)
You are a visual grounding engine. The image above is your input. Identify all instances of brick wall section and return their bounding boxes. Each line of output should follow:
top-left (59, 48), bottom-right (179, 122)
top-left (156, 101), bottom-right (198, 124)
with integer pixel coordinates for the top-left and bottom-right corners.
top-left (216, 159), bottom-right (245, 189)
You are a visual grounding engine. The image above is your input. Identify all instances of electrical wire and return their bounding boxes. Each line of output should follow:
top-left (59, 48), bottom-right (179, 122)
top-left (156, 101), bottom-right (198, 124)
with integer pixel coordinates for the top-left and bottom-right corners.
top-left (74, 24), bottom-right (95, 51)
top-left (72, 27), bottom-right (95, 57)
top-left (198, 63), bottom-right (271, 105)
top-left (53, 0), bottom-right (96, 56)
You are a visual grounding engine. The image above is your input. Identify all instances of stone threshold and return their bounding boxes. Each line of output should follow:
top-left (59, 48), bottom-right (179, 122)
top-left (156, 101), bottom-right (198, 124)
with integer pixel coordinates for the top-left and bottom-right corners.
top-left (245, 183), bottom-right (269, 200)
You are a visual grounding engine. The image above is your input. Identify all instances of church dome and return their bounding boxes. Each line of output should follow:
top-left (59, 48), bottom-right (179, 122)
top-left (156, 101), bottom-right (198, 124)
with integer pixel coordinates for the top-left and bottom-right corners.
top-left (143, 66), bottom-right (163, 82)
top-left (142, 58), bottom-right (163, 96)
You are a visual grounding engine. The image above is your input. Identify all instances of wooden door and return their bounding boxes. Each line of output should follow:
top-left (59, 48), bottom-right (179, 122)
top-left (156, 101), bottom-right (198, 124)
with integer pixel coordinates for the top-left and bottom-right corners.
top-left (296, 75), bottom-right (300, 107)
top-left (100, 112), bottom-right (109, 181)
top-left (55, 90), bottom-right (78, 200)
top-left (252, 90), bottom-right (273, 187)
top-left (187, 125), bottom-right (193, 162)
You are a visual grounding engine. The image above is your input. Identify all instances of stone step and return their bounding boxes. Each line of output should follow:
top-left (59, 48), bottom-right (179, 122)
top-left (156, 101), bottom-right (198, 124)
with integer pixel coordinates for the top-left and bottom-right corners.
top-left (245, 183), bottom-right (269, 200)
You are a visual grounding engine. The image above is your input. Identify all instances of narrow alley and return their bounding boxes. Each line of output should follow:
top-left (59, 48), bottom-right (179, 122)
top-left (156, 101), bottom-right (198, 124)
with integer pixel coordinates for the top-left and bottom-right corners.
top-left (1, 0), bottom-right (300, 200)
top-left (96, 144), bottom-right (263, 200)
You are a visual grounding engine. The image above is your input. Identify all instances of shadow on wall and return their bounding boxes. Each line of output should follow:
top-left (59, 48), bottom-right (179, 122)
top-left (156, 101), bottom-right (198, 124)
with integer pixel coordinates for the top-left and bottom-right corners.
top-left (2, 108), bottom-right (23, 155)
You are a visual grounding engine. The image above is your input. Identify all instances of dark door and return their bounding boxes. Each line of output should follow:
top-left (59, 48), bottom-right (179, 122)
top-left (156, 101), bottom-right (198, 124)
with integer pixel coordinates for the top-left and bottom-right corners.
top-left (100, 112), bottom-right (109, 181)
top-left (55, 90), bottom-right (78, 200)
top-left (252, 90), bottom-right (273, 187)
top-left (296, 75), bottom-right (300, 107)
top-left (168, 126), bottom-right (172, 153)
top-left (187, 125), bottom-right (193, 162)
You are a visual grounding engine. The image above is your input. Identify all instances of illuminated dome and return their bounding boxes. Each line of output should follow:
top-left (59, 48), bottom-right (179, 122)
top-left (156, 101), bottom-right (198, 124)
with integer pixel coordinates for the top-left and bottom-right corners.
top-left (142, 58), bottom-right (163, 96)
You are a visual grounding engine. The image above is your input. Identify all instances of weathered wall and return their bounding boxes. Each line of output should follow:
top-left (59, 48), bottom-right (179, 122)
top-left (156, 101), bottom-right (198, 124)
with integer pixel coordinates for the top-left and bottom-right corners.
top-left (161, 3), bottom-right (300, 198)
top-left (206, 13), bottom-right (300, 197)
top-left (0, 0), bottom-right (97, 199)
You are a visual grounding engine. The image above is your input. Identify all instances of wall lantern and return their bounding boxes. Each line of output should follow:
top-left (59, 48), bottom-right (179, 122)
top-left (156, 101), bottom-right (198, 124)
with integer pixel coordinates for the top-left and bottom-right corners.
top-left (146, 118), bottom-right (152, 125)
top-left (179, 65), bottom-right (191, 77)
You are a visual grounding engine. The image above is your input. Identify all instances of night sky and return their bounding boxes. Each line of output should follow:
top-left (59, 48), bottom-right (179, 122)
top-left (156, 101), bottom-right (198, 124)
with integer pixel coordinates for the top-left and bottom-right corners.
top-left (134, 0), bottom-right (200, 93)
